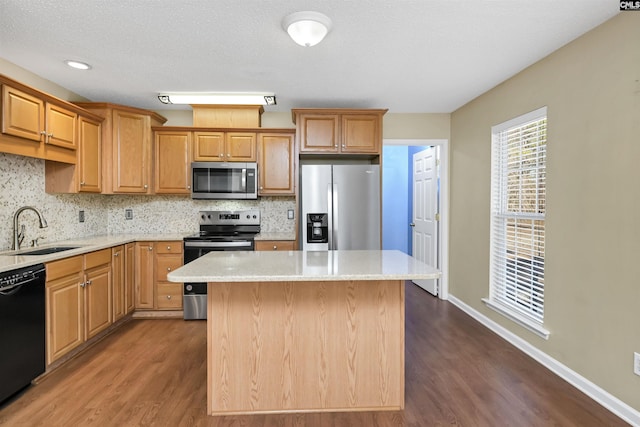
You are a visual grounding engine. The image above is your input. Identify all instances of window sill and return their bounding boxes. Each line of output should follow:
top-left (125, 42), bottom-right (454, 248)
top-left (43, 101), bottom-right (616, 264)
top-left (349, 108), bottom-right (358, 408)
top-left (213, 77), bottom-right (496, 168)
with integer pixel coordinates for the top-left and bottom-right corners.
top-left (482, 298), bottom-right (550, 340)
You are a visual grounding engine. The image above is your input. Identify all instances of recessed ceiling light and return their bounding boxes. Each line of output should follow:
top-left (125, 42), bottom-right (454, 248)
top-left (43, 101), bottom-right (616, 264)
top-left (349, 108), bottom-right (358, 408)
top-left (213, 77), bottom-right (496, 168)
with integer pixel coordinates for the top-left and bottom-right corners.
top-left (64, 60), bottom-right (91, 70)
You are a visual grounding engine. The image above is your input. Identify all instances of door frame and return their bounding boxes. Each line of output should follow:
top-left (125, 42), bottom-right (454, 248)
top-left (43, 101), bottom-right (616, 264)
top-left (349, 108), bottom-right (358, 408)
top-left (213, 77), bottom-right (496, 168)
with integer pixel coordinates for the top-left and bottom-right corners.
top-left (383, 139), bottom-right (449, 300)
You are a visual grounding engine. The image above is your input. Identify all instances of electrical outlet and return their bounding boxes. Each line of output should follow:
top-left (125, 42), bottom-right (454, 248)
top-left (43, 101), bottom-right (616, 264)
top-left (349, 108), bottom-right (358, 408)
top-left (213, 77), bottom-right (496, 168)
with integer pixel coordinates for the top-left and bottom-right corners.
top-left (287, 209), bottom-right (295, 220)
top-left (79, 210), bottom-right (85, 223)
top-left (125, 209), bottom-right (133, 220)
top-left (634, 352), bottom-right (640, 376)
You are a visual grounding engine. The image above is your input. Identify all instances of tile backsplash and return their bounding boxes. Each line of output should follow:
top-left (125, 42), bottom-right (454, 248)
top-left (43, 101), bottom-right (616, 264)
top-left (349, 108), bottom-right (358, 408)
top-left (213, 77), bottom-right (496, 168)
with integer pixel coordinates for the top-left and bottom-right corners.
top-left (0, 153), bottom-right (295, 251)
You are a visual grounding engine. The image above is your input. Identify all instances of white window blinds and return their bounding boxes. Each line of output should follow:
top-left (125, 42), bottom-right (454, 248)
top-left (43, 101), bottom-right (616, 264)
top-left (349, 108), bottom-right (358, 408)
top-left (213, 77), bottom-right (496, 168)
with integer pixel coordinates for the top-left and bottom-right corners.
top-left (490, 107), bottom-right (547, 324)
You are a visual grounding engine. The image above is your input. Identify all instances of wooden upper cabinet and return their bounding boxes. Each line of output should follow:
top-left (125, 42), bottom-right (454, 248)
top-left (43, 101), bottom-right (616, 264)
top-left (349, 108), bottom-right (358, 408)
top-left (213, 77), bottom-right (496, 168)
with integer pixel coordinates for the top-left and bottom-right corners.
top-left (257, 132), bottom-right (295, 195)
top-left (293, 109), bottom-right (387, 155)
top-left (45, 103), bottom-right (77, 150)
top-left (154, 131), bottom-right (191, 194)
top-left (74, 102), bottom-right (167, 194)
top-left (193, 131), bottom-right (225, 161)
top-left (297, 114), bottom-right (339, 153)
top-left (112, 109), bottom-right (151, 193)
top-left (226, 132), bottom-right (256, 161)
top-left (341, 114), bottom-right (380, 154)
top-left (77, 117), bottom-right (101, 192)
top-left (193, 131), bottom-right (256, 162)
top-left (2, 84), bottom-right (44, 143)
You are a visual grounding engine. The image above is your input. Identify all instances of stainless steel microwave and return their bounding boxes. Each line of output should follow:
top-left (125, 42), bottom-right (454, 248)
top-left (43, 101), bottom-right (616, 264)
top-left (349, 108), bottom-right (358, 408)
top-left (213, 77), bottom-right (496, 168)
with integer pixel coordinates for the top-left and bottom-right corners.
top-left (191, 162), bottom-right (258, 199)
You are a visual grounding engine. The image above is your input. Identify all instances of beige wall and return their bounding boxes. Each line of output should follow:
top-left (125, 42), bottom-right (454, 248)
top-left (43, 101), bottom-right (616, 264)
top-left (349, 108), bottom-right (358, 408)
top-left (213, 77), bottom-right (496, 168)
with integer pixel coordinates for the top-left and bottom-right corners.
top-left (450, 12), bottom-right (640, 410)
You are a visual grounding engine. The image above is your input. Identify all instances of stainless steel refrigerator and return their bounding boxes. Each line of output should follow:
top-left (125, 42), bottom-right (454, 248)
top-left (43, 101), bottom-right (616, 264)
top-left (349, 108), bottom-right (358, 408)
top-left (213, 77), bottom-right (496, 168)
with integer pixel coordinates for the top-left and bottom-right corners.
top-left (300, 164), bottom-right (380, 251)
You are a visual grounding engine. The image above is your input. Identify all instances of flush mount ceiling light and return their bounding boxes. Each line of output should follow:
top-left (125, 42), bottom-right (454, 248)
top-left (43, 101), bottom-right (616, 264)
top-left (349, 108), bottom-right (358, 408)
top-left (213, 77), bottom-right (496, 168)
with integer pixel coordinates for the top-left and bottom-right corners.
top-left (282, 11), bottom-right (332, 47)
top-left (158, 93), bottom-right (277, 106)
top-left (64, 60), bottom-right (91, 70)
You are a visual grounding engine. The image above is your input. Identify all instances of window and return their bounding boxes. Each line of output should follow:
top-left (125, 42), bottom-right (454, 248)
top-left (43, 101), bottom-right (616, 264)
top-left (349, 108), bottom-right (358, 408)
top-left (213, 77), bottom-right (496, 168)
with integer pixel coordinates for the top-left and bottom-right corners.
top-left (486, 107), bottom-right (548, 338)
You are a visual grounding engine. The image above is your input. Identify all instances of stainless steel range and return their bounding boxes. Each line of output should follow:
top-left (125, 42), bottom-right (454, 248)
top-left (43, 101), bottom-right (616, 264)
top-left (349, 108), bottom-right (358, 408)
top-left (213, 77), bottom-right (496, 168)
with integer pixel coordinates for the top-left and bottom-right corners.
top-left (182, 210), bottom-right (260, 320)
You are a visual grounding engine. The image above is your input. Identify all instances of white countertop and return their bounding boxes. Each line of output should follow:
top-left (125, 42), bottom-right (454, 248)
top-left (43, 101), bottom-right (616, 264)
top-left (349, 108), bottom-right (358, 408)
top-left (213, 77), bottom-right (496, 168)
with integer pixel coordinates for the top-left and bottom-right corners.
top-left (167, 250), bottom-right (440, 282)
top-left (0, 234), bottom-right (188, 273)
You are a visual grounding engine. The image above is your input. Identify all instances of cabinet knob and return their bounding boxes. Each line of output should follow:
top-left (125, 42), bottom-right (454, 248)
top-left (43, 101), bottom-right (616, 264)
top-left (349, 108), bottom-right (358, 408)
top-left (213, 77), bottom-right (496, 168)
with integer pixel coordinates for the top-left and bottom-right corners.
top-left (167, 295), bottom-right (172, 300)
top-left (219, 153), bottom-right (223, 158)
top-left (80, 181), bottom-right (85, 186)
top-left (144, 184), bottom-right (148, 189)
top-left (48, 133), bottom-right (54, 138)
top-left (227, 153), bottom-right (231, 157)
top-left (260, 186), bottom-right (263, 190)
top-left (273, 245), bottom-right (277, 250)
top-left (187, 185), bottom-right (191, 189)
top-left (40, 131), bottom-right (47, 136)
top-left (334, 144), bottom-right (338, 148)
top-left (167, 267), bottom-right (171, 271)
top-left (342, 144), bottom-right (345, 148)
top-left (114, 253), bottom-right (119, 257)
top-left (167, 246), bottom-right (171, 250)
top-left (86, 279), bottom-right (92, 286)
top-left (80, 282), bottom-right (86, 288)
top-left (148, 247), bottom-right (153, 251)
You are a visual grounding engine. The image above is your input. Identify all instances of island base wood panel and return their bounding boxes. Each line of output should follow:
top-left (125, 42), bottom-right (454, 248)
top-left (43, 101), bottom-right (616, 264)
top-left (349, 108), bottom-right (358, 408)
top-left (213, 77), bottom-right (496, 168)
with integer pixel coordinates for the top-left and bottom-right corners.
top-left (207, 279), bottom-right (404, 415)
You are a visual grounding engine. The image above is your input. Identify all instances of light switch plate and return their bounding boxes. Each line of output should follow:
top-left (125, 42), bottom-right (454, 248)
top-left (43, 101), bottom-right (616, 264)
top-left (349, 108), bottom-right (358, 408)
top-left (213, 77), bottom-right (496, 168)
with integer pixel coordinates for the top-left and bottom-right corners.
top-left (125, 209), bottom-right (133, 220)
top-left (79, 210), bottom-right (85, 223)
top-left (287, 209), bottom-right (295, 220)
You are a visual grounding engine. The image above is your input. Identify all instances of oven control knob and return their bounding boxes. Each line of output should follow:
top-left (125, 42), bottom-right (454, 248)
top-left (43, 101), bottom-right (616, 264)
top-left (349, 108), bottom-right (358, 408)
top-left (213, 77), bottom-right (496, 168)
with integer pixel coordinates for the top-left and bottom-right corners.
top-left (253, 215), bottom-right (257, 219)
top-left (246, 215), bottom-right (250, 219)
top-left (186, 284), bottom-right (193, 292)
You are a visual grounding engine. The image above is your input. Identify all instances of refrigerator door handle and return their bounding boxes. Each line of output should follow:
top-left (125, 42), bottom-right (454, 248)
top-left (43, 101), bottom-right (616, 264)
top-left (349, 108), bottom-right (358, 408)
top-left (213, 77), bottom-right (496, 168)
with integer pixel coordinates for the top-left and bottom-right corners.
top-left (332, 183), bottom-right (339, 250)
top-left (327, 183), bottom-right (333, 249)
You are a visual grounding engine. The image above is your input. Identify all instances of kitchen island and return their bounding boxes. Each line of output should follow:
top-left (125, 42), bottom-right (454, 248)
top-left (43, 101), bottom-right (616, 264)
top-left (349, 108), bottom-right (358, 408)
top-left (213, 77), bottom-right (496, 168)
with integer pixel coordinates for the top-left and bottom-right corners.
top-left (167, 250), bottom-right (440, 416)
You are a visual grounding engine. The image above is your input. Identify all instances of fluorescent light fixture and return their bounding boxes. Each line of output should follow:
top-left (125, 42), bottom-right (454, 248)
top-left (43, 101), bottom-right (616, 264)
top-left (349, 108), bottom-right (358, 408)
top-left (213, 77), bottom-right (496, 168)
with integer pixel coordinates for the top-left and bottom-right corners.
top-left (158, 93), bottom-right (276, 106)
top-left (282, 11), bottom-right (332, 47)
top-left (64, 60), bottom-right (91, 70)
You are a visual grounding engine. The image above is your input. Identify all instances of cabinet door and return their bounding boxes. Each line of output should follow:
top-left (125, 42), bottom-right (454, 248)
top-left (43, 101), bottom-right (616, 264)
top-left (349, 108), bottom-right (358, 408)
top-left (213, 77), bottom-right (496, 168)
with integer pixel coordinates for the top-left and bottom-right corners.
top-left (298, 114), bottom-right (339, 153)
top-left (77, 117), bottom-right (101, 192)
top-left (193, 131), bottom-right (225, 161)
top-left (125, 243), bottom-right (135, 314)
top-left (46, 271), bottom-right (83, 365)
top-left (135, 242), bottom-right (155, 309)
top-left (226, 132), bottom-right (256, 161)
top-left (340, 114), bottom-right (380, 154)
top-left (112, 110), bottom-right (151, 193)
top-left (112, 245), bottom-right (125, 321)
top-left (46, 103), bottom-right (77, 150)
top-left (258, 133), bottom-right (295, 195)
top-left (255, 240), bottom-right (296, 251)
top-left (1, 84), bottom-right (44, 142)
top-left (154, 131), bottom-right (191, 194)
top-left (84, 264), bottom-right (112, 339)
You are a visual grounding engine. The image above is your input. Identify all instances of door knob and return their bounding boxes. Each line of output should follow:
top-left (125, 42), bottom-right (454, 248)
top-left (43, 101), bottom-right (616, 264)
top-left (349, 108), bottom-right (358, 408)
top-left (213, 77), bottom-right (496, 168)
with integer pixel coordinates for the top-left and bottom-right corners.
top-left (410, 223), bottom-right (415, 227)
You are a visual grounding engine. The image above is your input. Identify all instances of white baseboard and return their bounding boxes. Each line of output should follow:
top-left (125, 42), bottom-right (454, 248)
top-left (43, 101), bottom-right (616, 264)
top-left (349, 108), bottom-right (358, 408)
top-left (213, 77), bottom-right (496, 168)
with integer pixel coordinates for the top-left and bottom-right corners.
top-left (447, 294), bottom-right (640, 427)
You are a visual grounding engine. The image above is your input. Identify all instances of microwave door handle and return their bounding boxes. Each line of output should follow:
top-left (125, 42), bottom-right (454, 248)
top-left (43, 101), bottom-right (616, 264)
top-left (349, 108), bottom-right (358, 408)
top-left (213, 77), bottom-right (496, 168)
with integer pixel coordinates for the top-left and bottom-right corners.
top-left (241, 168), bottom-right (247, 191)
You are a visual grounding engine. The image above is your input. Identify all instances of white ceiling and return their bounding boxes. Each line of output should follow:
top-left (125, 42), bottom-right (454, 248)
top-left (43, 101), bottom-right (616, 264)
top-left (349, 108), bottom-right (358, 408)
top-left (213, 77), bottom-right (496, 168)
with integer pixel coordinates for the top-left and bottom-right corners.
top-left (0, 0), bottom-right (619, 114)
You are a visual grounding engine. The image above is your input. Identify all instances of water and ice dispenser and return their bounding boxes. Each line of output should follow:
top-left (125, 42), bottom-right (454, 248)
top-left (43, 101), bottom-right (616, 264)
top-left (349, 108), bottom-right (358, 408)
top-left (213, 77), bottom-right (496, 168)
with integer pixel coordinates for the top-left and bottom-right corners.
top-left (306, 213), bottom-right (328, 243)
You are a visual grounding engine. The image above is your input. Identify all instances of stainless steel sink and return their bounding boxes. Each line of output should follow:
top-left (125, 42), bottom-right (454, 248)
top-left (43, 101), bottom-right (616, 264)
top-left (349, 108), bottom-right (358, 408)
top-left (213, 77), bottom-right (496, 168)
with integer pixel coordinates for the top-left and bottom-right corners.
top-left (18, 246), bottom-right (81, 256)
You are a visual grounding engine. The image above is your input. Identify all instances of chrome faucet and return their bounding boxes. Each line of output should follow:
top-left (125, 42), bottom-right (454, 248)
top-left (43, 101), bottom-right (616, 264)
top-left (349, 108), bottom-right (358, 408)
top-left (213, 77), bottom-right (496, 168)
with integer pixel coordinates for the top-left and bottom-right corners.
top-left (13, 206), bottom-right (48, 250)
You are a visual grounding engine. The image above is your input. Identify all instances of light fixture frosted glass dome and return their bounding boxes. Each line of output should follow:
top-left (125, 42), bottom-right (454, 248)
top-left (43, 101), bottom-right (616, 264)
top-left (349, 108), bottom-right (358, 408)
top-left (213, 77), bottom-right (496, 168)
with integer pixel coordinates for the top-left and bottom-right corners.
top-left (282, 11), bottom-right (332, 47)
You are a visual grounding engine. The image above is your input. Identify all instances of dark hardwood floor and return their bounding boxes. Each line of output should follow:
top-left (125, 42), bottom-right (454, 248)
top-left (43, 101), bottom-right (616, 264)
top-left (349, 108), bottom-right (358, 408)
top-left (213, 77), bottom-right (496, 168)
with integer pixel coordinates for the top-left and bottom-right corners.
top-left (0, 283), bottom-right (628, 426)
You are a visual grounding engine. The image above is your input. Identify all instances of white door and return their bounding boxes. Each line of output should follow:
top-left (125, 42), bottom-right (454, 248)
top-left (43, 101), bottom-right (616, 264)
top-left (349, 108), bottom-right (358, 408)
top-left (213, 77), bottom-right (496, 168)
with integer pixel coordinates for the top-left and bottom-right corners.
top-left (412, 147), bottom-right (438, 295)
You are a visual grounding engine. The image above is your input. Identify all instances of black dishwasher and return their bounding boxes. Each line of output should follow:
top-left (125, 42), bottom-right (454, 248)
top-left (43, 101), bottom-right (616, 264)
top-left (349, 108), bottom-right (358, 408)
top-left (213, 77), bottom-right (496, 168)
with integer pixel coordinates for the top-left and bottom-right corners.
top-left (0, 263), bottom-right (46, 404)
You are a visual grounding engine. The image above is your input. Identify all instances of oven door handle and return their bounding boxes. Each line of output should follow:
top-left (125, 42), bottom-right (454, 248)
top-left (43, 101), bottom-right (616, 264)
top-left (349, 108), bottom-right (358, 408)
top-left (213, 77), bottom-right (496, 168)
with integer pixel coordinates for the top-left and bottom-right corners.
top-left (184, 241), bottom-right (253, 248)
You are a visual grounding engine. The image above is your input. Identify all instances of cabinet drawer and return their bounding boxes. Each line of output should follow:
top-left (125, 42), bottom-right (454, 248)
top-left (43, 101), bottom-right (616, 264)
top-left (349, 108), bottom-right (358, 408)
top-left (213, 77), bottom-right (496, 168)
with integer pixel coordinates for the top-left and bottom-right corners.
top-left (155, 241), bottom-right (183, 254)
top-left (156, 283), bottom-right (182, 309)
top-left (156, 254), bottom-right (183, 281)
top-left (46, 255), bottom-right (83, 281)
top-left (84, 248), bottom-right (111, 269)
top-left (255, 240), bottom-right (295, 251)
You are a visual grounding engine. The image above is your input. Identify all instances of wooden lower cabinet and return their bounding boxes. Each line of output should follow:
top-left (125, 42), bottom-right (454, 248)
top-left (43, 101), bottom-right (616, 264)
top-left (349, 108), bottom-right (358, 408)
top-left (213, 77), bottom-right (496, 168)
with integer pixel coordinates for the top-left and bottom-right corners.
top-left (111, 243), bottom-right (135, 321)
top-left (45, 248), bottom-right (112, 365)
top-left (135, 242), bottom-right (155, 309)
top-left (135, 241), bottom-right (183, 311)
top-left (255, 240), bottom-right (296, 251)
